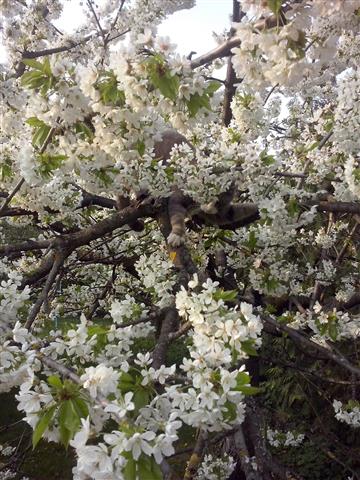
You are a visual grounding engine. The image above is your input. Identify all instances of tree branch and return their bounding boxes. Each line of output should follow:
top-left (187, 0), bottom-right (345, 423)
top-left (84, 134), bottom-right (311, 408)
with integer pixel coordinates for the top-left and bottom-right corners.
top-left (264, 316), bottom-right (360, 377)
top-left (222, 1), bottom-right (244, 126)
top-left (25, 251), bottom-right (66, 329)
top-left (183, 430), bottom-right (207, 480)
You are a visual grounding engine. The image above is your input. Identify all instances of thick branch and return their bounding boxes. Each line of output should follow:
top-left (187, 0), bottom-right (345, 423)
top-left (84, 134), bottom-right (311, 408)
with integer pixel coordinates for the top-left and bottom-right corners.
top-left (152, 307), bottom-right (178, 369)
top-left (313, 201), bottom-right (360, 215)
top-left (191, 37), bottom-right (241, 69)
top-left (222, 1), bottom-right (244, 126)
top-left (183, 430), bottom-right (207, 480)
top-left (57, 198), bottom-right (159, 251)
top-left (0, 239), bottom-right (52, 256)
top-left (191, 11), bottom-right (288, 69)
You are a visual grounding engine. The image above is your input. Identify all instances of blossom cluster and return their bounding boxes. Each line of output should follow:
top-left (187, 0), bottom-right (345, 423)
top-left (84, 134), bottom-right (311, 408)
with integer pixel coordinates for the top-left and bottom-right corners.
top-left (195, 453), bottom-right (236, 480)
top-left (266, 428), bottom-right (305, 448)
top-left (333, 400), bottom-right (360, 428)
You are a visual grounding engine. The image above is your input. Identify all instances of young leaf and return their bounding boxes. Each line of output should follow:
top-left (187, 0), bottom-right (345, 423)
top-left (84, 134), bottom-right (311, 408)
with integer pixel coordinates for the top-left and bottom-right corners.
top-left (186, 92), bottom-right (211, 117)
top-left (58, 400), bottom-right (80, 447)
top-left (247, 230), bottom-right (257, 252)
top-left (268, 0), bottom-right (282, 14)
top-left (206, 80), bottom-right (222, 95)
top-left (32, 124), bottom-right (51, 148)
top-left (133, 388), bottom-right (150, 412)
top-left (47, 375), bottom-right (63, 389)
top-left (138, 455), bottom-right (162, 480)
top-left (32, 405), bottom-right (57, 449)
top-left (235, 371), bottom-right (251, 388)
top-left (237, 385), bottom-right (262, 395)
top-left (241, 340), bottom-right (258, 357)
top-left (71, 398), bottom-right (89, 419)
top-left (123, 457), bottom-right (136, 480)
top-left (22, 58), bottom-right (45, 71)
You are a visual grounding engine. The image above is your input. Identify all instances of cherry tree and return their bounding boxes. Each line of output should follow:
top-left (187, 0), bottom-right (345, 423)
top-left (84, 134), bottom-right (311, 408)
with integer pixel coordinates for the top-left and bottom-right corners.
top-left (0, 0), bottom-right (359, 479)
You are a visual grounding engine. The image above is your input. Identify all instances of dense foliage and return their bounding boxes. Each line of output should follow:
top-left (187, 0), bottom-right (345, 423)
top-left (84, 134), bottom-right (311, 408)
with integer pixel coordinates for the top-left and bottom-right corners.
top-left (0, 1), bottom-right (359, 479)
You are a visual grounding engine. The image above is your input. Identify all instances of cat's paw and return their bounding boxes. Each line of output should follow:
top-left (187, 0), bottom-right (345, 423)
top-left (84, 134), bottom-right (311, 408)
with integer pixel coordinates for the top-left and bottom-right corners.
top-left (200, 201), bottom-right (218, 214)
top-left (167, 232), bottom-right (185, 247)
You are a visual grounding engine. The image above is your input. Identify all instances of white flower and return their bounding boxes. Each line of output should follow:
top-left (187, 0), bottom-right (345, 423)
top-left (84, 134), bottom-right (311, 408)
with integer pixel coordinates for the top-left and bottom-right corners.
top-left (136, 28), bottom-right (153, 46)
top-left (104, 392), bottom-right (135, 419)
top-left (80, 365), bottom-right (118, 398)
top-left (124, 431), bottom-right (156, 460)
top-left (13, 322), bottom-right (29, 346)
top-left (155, 36), bottom-right (176, 54)
top-left (153, 434), bottom-right (175, 464)
top-left (134, 352), bottom-right (152, 368)
top-left (71, 417), bottom-right (91, 449)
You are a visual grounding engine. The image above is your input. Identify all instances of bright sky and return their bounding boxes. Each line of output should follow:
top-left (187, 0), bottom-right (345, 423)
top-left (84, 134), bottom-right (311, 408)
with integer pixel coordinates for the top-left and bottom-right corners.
top-left (0, 1), bottom-right (233, 63)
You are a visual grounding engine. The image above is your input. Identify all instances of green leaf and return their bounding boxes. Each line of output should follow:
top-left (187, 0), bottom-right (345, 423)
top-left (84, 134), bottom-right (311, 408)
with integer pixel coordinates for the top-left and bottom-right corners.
top-left (71, 398), bottom-right (89, 419)
top-left (328, 322), bottom-right (338, 342)
top-left (213, 289), bottom-right (237, 302)
top-left (146, 56), bottom-right (179, 101)
top-left (26, 117), bottom-right (45, 127)
top-left (43, 58), bottom-right (52, 76)
top-left (22, 58), bottom-right (45, 71)
top-left (133, 388), bottom-right (150, 412)
top-left (138, 455), bottom-right (162, 480)
top-left (228, 128), bottom-right (241, 143)
top-left (164, 165), bottom-right (175, 182)
top-left (186, 92), bottom-right (211, 117)
top-left (123, 457), bottom-right (136, 480)
top-left (40, 76), bottom-right (55, 96)
top-left (223, 401), bottom-right (237, 422)
top-left (247, 230), bottom-right (257, 251)
top-left (241, 340), bottom-right (258, 357)
top-left (287, 197), bottom-right (300, 217)
top-left (268, 0), bottom-right (282, 14)
top-left (0, 159), bottom-right (13, 180)
top-left (265, 276), bottom-right (279, 292)
top-left (75, 122), bottom-right (94, 140)
top-left (37, 153), bottom-right (67, 178)
top-left (27, 117), bottom-right (52, 148)
top-left (21, 71), bottom-right (47, 89)
top-left (47, 375), bottom-right (63, 389)
top-left (154, 72), bottom-right (179, 101)
top-left (205, 80), bottom-right (222, 95)
top-left (235, 371), bottom-right (251, 387)
top-left (135, 140), bottom-right (145, 156)
top-left (58, 400), bottom-right (80, 448)
top-left (95, 71), bottom-right (126, 107)
top-left (32, 405), bottom-right (57, 449)
top-left (119, 372), bottom-right (136, 393)
top-left (32, 124), bottom-right (51, 147)
top-left (237, 385), bottom-right (262, 395)
top-left (21, 62), bottom-right (55, 94)
top-left (260, 150), bottom-right (276, 166)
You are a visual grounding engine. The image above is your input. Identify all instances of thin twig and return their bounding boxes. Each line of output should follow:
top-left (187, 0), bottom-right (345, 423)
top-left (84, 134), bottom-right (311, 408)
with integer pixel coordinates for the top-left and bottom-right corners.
top-left (87, 0), bottom-right (106, 41)
top-left (335, 216), bottom-right (360, 265)
top-left (0, 178), bottom-right (25, 216)
top-left (25, 251), bottom-right (66, 330)
top-left (105, 0), bottom-right (126, 44)
top-left (264, 315), bottom-right (360, 377)
top-left (263, 83), bottom-right (278, 106)
top-left (168, 321), bottom-right (192, 340)
top-left (0, 126), bottom-right (55, 215)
